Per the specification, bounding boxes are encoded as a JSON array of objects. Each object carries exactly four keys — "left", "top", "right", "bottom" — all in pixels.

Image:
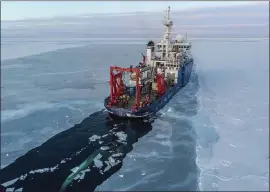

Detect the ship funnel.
[
  {"left": 147, "top": 40, "right": 155, "bottom": 47},
  {"left": 146, "top": 41, "right": 155, "bottom": 66}
]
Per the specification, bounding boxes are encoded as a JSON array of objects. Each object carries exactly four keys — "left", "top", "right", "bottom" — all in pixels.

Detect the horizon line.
[{"left": 1, "top": 1, "right": 266, "bottom": 22}]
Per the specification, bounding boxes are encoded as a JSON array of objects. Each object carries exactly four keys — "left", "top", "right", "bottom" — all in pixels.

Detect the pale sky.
[{"left": 1, "top": 1, "right": 259, "bottom": 21}]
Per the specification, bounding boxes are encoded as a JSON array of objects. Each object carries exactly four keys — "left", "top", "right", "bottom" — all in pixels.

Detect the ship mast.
[{"left": 164, "top": 6, "right": 173, "bottom": 61}]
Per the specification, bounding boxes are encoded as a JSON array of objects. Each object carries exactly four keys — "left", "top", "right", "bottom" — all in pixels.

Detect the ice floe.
[
  {"left": 89, "top": 135, "right": 101, "bottom": 142},
  {"left": 93, "top": 153, "right": 103, "bottom": 168},
  {"left": 100, "top": 146, "right": 110, "bottom": 150},
  {"left": 73, "top": 168, "right": 91, "bottom": 181},
  {"left": 114, "top": 131, "right": 127, "bottom": 144}
]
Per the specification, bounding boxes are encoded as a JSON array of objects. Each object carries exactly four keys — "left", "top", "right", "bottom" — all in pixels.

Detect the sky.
[{"left": 1, "top": 1, "right": 261, "bottom": 21}]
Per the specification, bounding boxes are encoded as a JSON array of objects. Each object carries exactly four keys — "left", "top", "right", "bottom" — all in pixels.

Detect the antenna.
[{"left": 163, "top": 6, "right": 173, "bottom": 61}]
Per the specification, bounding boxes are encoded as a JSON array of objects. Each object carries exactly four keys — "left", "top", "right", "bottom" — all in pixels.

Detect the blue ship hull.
[{"left": 104, "top": 58, "right": 194, "bottom": 118}]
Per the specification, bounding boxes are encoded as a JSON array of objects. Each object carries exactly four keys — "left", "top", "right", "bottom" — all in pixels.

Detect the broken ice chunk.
[
  {"left": 73, "top": 169, "right": 91, "bottom": 181},
  {"left": 114, "top": 131, "right": 127, "bottom": 144},
  {"left": 89, "top": 135, "right": 101, "bottom": 142},
  {"left": 112, "top": 153, "right": 123, "bottom": 157},
  {"left": 19, "top": 174, "right": 27, "bottom": 180},
  {"left": 103, "top": 161, "right": 111, "bottom": 172},
  {"left": 71, "top": 166, "right": 80, "bottom": 173},
  {"left": 108, "top": 156, "right": 121, "bottom": 167},
  {"left": 100, "top": 146, "right": 110, "bottom": 150},
  {"left": 93, "top": 153, "right": 103, "bottom": 169}
]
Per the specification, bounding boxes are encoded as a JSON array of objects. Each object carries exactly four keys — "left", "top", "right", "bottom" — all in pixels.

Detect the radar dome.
[{"left": 176, "top": 34, "right": 185, "bottom": 43}]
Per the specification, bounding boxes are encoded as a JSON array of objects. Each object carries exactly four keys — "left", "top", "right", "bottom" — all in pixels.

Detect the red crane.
[{"left": 109, "top": 66, "right": 141, "bottom": 111}]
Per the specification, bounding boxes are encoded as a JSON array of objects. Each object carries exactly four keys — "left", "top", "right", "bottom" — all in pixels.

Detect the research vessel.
[{"left": 104, "top": 6, "right": 194, "bottom": 118}]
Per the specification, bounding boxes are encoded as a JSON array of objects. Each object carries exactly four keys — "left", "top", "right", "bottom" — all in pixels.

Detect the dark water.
[{"left": 0, "top": 110, "right": 153, "bottom": 191}]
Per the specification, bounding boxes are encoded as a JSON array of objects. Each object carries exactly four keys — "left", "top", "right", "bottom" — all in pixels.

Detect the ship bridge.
[{"left": 144, "top": 6, "right": 192, "bottom": 84}]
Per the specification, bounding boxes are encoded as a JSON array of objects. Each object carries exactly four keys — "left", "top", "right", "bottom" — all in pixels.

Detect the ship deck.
[
  {"left": 114, "top": 91, "right": 157, "bottom": 109},
  {"left": 114, "top": 84, "right": 173, "bottom": 109}
]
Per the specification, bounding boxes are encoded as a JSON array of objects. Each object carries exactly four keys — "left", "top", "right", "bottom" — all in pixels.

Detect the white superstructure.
[{"left": 145, "top": 6, "right": 192, "bottom": 84}]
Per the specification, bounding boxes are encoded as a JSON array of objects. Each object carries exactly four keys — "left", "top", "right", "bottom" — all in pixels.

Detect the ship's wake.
[{"left": 0, "top": 111, "right": 155, "bottom": 192}]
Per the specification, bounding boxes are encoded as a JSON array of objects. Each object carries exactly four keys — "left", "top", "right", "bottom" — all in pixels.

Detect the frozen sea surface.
[{"left": 1, "top": 39, "right": 269, "bottom": 191}]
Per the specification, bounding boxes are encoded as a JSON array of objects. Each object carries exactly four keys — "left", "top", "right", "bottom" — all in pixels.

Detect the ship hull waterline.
[{"left": 104, "top": 59, "right": 194, "bottom": 119}]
